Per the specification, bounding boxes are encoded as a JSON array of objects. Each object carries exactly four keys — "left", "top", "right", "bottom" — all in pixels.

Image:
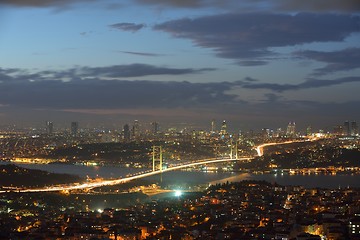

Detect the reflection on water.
[
  {"left": 1, "top": 162, "right": 360, "bottom": 189},
  {"left": 0, "top": 162, "right": 141, "bottom": 178}
]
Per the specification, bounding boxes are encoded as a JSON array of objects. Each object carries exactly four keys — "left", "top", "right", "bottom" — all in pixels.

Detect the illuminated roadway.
[
  {"left": 255, "top": 137, "right": 318, "bottom": 157},
  {"left": 0, "top": 157, "right": 251, "bottom": 193},
  {"left": 255, "top": 141, "right": 299, "bottom": 156},
  {"left": 1, "top": 138, "right": 314, "bottom": 193}
]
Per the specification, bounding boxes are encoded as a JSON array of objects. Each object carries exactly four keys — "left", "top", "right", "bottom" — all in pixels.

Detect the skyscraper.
[
  {"left": 133, "top": 120, "right": 140, "bottom": 139},
  {"left": 220, "top": 120, "right": 227, "bottom": 135},
  {"left": 151, "top": 122, "right": 159, "bottom": 135},
  {"left": 46, "top": 121, "right": 53, "bottom": 135},
  {"left": 306, "top": 126, "right": 312, "bottom": 136},
  {"left": 344, "top": 121, "right": 350, "bottom": 136},
  {"left": 286, "top": 122, "right": 296, "bottom": 137},
  {"left": 71, "top": 122, "right": 78, "bottom": 137},
  {"left": 123, "top": 124, "right": 130, "bottom": 141},
  {"left": 333, "top": 125, "right": 343, "bottom": 136},
  {"left": 211, "top": 119, "right": 216, "bottom": 133},
  {"left": 351, "top": 121, "right": 358, "bottom": 136}
]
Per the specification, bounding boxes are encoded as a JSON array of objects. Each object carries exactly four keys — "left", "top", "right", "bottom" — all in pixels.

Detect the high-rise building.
[
  {"left": 351, "top": 121, "right": 358, "bottom": 136},
  {"left": 220, "top": 120, "right": 227, "bottom": 135},
  {"left": 123, "top": 124, "right": 130, "bottom": 141},
  {"left": 286, "top": 122, "right": 296, "bottom": 137},
  {"left": 211, "top": 119, "right": 216, "bottom": 133},
  {"left": 333, "top": 125, "right": 343, "bottom": 136},
  {"left": 262, "top": 128, "right": 271, "bottom": 138},
  {"left": 275, "top": 128, "right": 283, "bottom": 137},
  {"left": 46, "top": 121, "right": 53, "bottom": 135},
  {"left": 306, "top": 126, "right": 312, "bottom": 136},
  {"left": 71, "top": 122, "right": 78, "bottom": 137},
  {"left": 132, "top": 120, "right": 140, "bottom": 138},
  {"left": 151, "top": 122, "right": 159, "bottom": 135},
  {"left": 344, "top": 121, "right": 350, "bottom": 136}
]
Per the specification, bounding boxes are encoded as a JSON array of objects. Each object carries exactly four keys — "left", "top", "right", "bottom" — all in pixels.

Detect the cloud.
[
  {"left": 1, "top": 0, "right": 359, "bottom": 13},
  {"left": 295, "top": 48, "right": 360, "bottom": 76},
  {"left": 0, "top": 0, "right": 92, "bottom": 8},
  {"left": 109, "top": 22, "right": 146, "bottom": 32},
  {"left": 276, "top": 0, "right": 360, "bottom": 12},
  {"left": 0, "top": 65, "right": 222, "bottom": 110},
  {"left": 118, "top": 51, "right": 163, "bottom": 57},
  {"left": 238, "top": 60, "right": 269, "bottom": 66},
  {"left": 154, "top": 13, "right": 360, "bottom": 65},
  {"left": 79, "top": 31, "right": 93, "bottom": 36},
  {"left": 1, "top": 67, "right": 360, "bottom": 129},
  {"left": 263, "top": 93, "right": 282, "bottom": 102},
  {"left": 0, "top": 64, "right": 215, "bottom": 82},
  {"left": 135, "top": 0, "right": 360, "bottom": 12},
  {"left": 243, "top": 77, "right": 258, "bottom": 82},
  {"left": 0, "top": 78, "right": 236, "bottom": 110},
  {"left": 77, "top": 64, "right": 216, "bottom": 78},
  {"left": 239, "top": 77, "right": 360, "bottom": 92},
  {"left": 135, "top": 0, "right": 211, "bottom": 8}
]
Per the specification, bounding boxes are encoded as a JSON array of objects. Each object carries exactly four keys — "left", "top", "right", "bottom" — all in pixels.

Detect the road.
[
  {"left": 1, "top": 138, "right": 314, "bottom": 193},
  {"left": 0, "top": 157, "right": 251, "bottom": 193}
]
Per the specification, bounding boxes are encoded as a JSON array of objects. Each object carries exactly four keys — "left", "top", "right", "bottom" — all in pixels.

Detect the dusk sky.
[{"left": 0, "top": 0, "right": 360, "bottom": 131}]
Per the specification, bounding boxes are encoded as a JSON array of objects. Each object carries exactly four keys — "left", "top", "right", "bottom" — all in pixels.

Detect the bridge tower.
[
  {"left": 152, "top": 146, "right": 163, "bottom": 172},
  {"left": 229, "top": 138, "right": 238, "bottom": 159}
]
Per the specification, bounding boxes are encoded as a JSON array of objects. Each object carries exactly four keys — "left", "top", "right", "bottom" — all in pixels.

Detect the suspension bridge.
[{"left": 0, "top": 140, "right": 301, "bottom": 193}]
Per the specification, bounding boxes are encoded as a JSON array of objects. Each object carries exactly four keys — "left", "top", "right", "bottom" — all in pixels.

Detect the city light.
[{"left": 174, "top": 190, "right": 182, "bottom": 197}]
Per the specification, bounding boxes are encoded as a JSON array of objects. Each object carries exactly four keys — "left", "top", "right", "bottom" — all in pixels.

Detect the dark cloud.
[
  {"left": 135, "top": 0, "right": 214, "bottom": 8},
  {"left": 264, "top": 93, "right": 282, "bottom": 102},
  {"left": 295, "top": 48, "right": 360, "bottom": 76},
  {"left": 0, "top": 0, "right": 92, "bottom": 8},
  {"left": 154, "top": 13, "right": 360, "bottom": 66},
  {"left": 238, "top": 60, "right": 268, "bottom": 66},
  {"left": 0, "top": 64, "right": 214, "bottom": 82},
  {"left": 118, "top": 51, "right": 163, "bottom": 57},
  {"left": 1, "top": 66, "right": 360, "bottom": 129},
  {"left": 77, "top": 64, "right": 216, "bottom": 78},
  {"left": 109, "top": 23, "right": 146, "bottom": 32},
  {"left": 277, "top": 0, "right": 360, "bottom": 12},
  {"left": 0, "top": 78, "right": 235, "bottom": 110},
  {"left": 239, "top": 77, "right": 360, "bottom": 92},
  {"left": 1, "top": 0, "right": 359, "bottom": 13},
  {"left": 135, "top": 0, "right": 360, "bottom": 12},
  {"left": 243, "top": 77, "right": 258, "bottom": 82},
  {"left": 0, "top": 65, "right": 220, "bottom": 110}
]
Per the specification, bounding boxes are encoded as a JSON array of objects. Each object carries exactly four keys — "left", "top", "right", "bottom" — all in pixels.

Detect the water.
[
  {"left": 0, "top": 162, "right": 140, "bottom": 178},
  {"left": 1, "top": 162, "right": 360, "bottom": 189},
  {"left": 211, "top": 172, "right": 360, "bottom": 189}
]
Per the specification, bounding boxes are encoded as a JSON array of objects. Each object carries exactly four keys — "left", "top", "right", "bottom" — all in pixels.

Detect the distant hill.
[{"left": 0, "top": 164, "right": 83, "bottom": 188}]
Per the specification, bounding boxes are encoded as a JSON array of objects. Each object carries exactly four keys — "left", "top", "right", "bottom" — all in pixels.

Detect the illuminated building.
[
  {"left": 286, "top": 122, "right": 296, "bottom": 137},
  {"left": 211, "top": 119, "right": 216, "bottom": 133},
  {"left": 351, "top": 121, "right": 358, "bottom": 136},
  {"left": 46, "top": 121, "right": 53, "bottom": 135},
  {"left": 349, "top": 217, "right": 360, "bottom": 236},
  {"left": 262, "top": 128, "right": 271, "bottom": 138},
  {"left": 220, "top": 120, "right": 227, "bottom": 135},
  {"left": 306, "top": 126, "right": 312, "bottom": 136},
  {"left": 71, "top": 122, "right": 78, "bottom": 137},
  {"left": 151, "top": 122, "right": 159, "bottom": 135},
  {"left": 343, "top": 121, "right": 358, "bottom": 136},
  {"left": 344, "top": 121, "right": 350, "bottom": 136},
  {"left": 333, "top": 125, "right": 343, "bottom": 136},
  {"left": 133, "top": 120, "right": 140, "bottom": 139}
]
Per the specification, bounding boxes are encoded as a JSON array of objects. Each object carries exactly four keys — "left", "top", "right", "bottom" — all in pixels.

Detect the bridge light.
[{"left": 174, "top": 190, "right": 182, "bottom": 197}]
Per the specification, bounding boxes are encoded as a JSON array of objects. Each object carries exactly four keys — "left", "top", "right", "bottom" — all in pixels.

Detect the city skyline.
[{"left": 0, "top": 1, "right": 360, "bottom": 129}]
